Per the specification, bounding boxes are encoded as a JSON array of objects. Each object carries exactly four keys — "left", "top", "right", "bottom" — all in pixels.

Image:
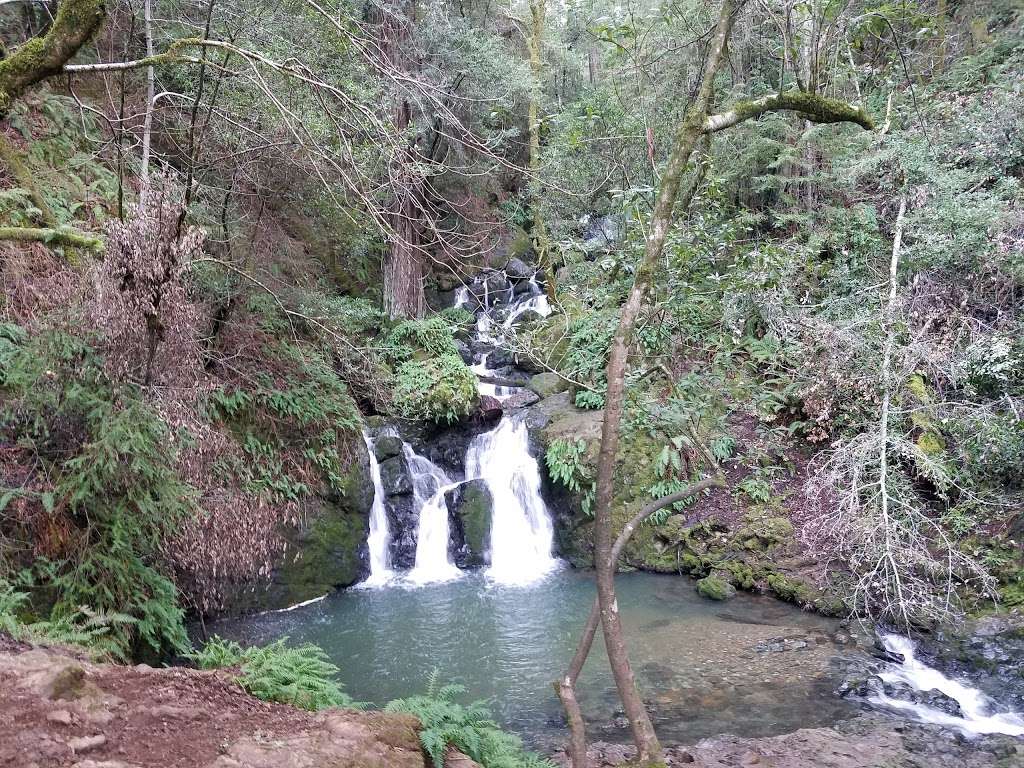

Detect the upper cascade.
[{"left": 359, "top": 262, "right": 559, "bottom": 588}]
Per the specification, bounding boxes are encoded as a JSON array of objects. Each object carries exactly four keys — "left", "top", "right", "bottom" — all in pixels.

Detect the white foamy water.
[
  {"left": 465, "top": 416, "right": 559, "bottom": 586},
  {"left": 404, "top": 445, "right": 463, "bottom": 585},
  {"left": 870, "top": 633, "right": 1024, "bottom": 737},
  {"left": 359, "top": 432, "right": 395, "bottom": 587}
]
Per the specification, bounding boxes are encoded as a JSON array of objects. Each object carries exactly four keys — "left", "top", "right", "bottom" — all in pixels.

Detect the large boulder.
[
  {"left": 385, "top": 494, "right": 418, "bottom": 569},
  {"left": 504, "top": 257, "right": 534, "bottom": 280},
  {"left": 447, "top": 479, "right": 493, "bottom": 567},
  {"left": 373, "top": 434, "right": 404, "bottom": 462},
  {"left": 697, "top": 574, "right": 737, "bottom": 601},
  {"left": 478, "top": 395, "right": 503, "bottom": 422},
  {"left": 378, "top": 454, "right": 412, "bottom": 497},
  {"left": 528, "top": 372, "right": 569, "bottom": 398}
]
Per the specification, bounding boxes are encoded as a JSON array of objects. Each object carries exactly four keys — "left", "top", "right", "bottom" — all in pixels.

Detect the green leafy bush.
[
  {"left": 189, "top": 636, "right": 356, "bottom": 710},
  {"left": 545, "top": 439, "right": 595, "bottom": 515},
  {"left": 394, "top": 355, "right": 478, "bottom": 424},
  {"left": 386, "top": 675, "right": 554, "bottom": 768},
  {"left": 1, "top": 330, "right": 192, "bottom": 658}
]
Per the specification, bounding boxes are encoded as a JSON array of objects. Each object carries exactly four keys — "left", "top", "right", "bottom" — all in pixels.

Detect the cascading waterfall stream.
[
  {"left": 869, "top": 633, "right": 1024, "bottom": 736},
  {"left": 360, "top": 432, "right": 394, "bottom": 587},
  {"left": 465, "top": 416, "right": 558, "bottom": 586},
  {"left": 404, "top": 445, "right": 462, "bottom": 584}
]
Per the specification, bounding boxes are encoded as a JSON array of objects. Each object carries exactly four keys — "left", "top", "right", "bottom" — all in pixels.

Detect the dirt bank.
[{"left": 0, "top": 637, "right": 430, "bottom": 768}]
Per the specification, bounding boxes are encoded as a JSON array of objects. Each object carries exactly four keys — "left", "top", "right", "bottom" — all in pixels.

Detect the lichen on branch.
[{"left": 704, "top": 90, "right": 875, "bottom": 133}]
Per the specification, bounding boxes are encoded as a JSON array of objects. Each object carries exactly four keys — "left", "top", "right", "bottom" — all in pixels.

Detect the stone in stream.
[
  {"left": 696, "top": 574, "right": 736, "bottom": 601},
  {"left": 378, "top": 454, "right": 412, "bottom": 496},
  {"left": 502, "top": 389, "right": 540, "bottom": 409},
  {"left": 373, "top": 434, "right": 404, "bottom": 462},
  {"left": 478, "top": 395, "right": 503, "bottom": 421},
  {"left": 446, "top": 479, "right": 493, "bottom": 567},
  {"left": 487, "top": 347, "right": 516, "bottom": 369},
  {"left": 528, "top": 372, "right": 569, "bottom": 398},
  {"left": 504, "top": 257, "right": 534, "bottom": 280}
]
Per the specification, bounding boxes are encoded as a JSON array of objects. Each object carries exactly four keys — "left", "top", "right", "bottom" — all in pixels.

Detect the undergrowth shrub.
[
  {"left": 0, "top": 578, "right": 138, "bottom": 659},
  {"left": 0, "top": 330, "right": 191, "bottom": 658},
  {"left": 386, "top": 674, "right": 554, "bottom": 768},
  {"left": 393, "top": 355, "right": 478, "bottom": 424},
  {"left": 189, "top": 636, "right": 356, "bottom": 710}
]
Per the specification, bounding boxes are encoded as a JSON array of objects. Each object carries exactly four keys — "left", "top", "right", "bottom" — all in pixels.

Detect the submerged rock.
[{"left": 697, "top": 575, "right": 736, "bottom": 601}]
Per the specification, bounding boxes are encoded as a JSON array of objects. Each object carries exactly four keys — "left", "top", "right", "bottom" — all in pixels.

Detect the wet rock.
[
  {"left": 917, "top": 689, "right": 964, "bottom": 717},
  {"left": 696, "top": 575, "right": 736, "bottom": 601},
  {"left": 514, "top": 279, "right": 536, "bottom": 295},
  {"left": 385, "top": 495, "right": 418, "bottom": 569},
  {"left": 504, "top": 257, "right": 534, "bottom": 280},
  {"left": 455, "top": 340, "right": 474, "bottom": 364},
  {"left": 528, "top": 372, "right": 568, "bottom": 398},
  {"left": 447, "top": 479, "right": 493, "bottom": 567},
  {"left": 508, "top": 309, "right": 544, "bottom": 326},
  {"left": 436, "top": 273, "right": 462, "bottom": 292},
  {"left": 379, "top": 455, "right": 413, "bottom": 496},
  {"left": 373, "top": 434, "right": 404, "bottom": 462},
  {"left": 502, "top": 390, "right": 540, "bottom": 409},
  {"left": 478, "top": 395, "right": 504, "bottom": 421},
  {"left": 487, "top": 347, "right": 516, "bottom": 369}
]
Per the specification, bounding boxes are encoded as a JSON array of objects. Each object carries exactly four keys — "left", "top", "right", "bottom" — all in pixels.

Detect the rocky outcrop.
[
  {"left": 446, "top": 479, "right": 493, "bottom": 567},
  {"left": 552, "top": 715, "right": 1022, "bottom": 768},
  {"left": 241, "top": 446, "right": 373, "bottom": 613},
  {"left": 0, "top": 643, "right": 444, "bottom": 768}
]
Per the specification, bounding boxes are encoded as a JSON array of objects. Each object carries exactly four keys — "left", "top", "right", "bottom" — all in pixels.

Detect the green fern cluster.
[
  {"left": 0, "top": 579, "right": 139, "bottom": 659},
  {"left": 189, "top": 636, "right": 357, "bottom": 711},
  {"left": 386, "top": 676, "right": 555, "bottom": 768},
  {"left": 1, "top": 329, "right": 191, "bottom": 658}
]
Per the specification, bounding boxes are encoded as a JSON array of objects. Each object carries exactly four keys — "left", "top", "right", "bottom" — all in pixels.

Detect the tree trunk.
[
  {"left": 140, "top": 0, "right": 155, "bottom": 181},
  {"left": 589, "top": 5, "right": 739, "bottom": 763},
  {"left": 581, "top": 0, "right": 873, "bottom": 764},
  {"left": 0, "top": 0, "right": 106, "bottom": 115},
  {"left": 381, "top": 0, "right": 427, "bottom": 319}
]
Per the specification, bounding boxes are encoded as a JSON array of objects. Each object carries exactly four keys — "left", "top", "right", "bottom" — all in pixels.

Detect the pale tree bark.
[
  {"left": 554, "top": 476, "right": 725, "bottom": 768},
  {"left": 140, "top": 0, "right": 156, "bottom": 181},
  {"left": 569, "top": 0, "right": 874, "bottom": 765}
]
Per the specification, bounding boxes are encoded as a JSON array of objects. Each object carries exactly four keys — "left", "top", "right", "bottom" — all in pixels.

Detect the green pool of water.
[{"left": 207, "top": 569, "right": 860, "bottom": 749}]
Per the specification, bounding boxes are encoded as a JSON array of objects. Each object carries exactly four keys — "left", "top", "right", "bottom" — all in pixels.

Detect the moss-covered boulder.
[
  {"left": 697, "top": 574, "right": 736, "bottom": 601},
  {"left": 373, "top": 434, "right": 404, "bottom": 462},
  {"left": 446, "top": 479, "right": 493, "bottom": 567},
  {"left": 528, "top": 372, "right": 569, "bottom": 398}
]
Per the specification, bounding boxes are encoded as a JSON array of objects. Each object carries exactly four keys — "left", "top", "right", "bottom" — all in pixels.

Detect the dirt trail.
[{"left": 0, "top": 637, "right": 430, "bottom": 768}]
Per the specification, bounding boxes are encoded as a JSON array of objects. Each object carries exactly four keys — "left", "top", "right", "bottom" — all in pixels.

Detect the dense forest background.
[{"left": 0, "top": 0, "right": 1022, "bottom": 675}]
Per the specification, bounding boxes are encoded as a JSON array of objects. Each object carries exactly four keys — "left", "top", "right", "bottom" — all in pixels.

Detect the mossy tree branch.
[
  {"left": 0, "top": 0, "right": 107, "bottom": 115},
  {"left": 704, "top": 90, "right": 875, "bottom": 133},
  {"left": 0, "top": 226, "right": 104, "bottom": 252}
]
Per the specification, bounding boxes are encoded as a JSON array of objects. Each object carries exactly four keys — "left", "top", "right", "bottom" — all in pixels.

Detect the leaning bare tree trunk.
[
  {"left": 569, "top": 0, "right": 874, "bottom": 764},
  {"left": 555, "top": 477, "right": 725, "bottom": 768},
  {"left": 588, "top": 5, "right": 739, "bottom": 762}
]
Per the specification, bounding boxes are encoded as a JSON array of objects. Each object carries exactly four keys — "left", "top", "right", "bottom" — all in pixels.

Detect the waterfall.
[
  {"left": 504, "top": 293, "right": 551, "bottom": 328},
  {"left": 360, "top": 432, "right": 395, "bottom": 587},
  {"left": 454, "top": 286, "right": 471, "bottom": 308},
  {"left": 869, "top": 633, "right": 1024, "bottom": 736},
  {"left": 465, "top": 416, "right": 558, "bottom": 585},
  {"left": 404, "top": 445, "right": 463, "bottom": 584}
]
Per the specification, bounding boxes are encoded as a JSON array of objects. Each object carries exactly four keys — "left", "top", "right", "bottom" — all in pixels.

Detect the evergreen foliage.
[
  {"left": 189, "top": 636, "right": 357, "bottom": 711},
  {"left": 386, "top": 675, "right": 555, "bottom": 768}
]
